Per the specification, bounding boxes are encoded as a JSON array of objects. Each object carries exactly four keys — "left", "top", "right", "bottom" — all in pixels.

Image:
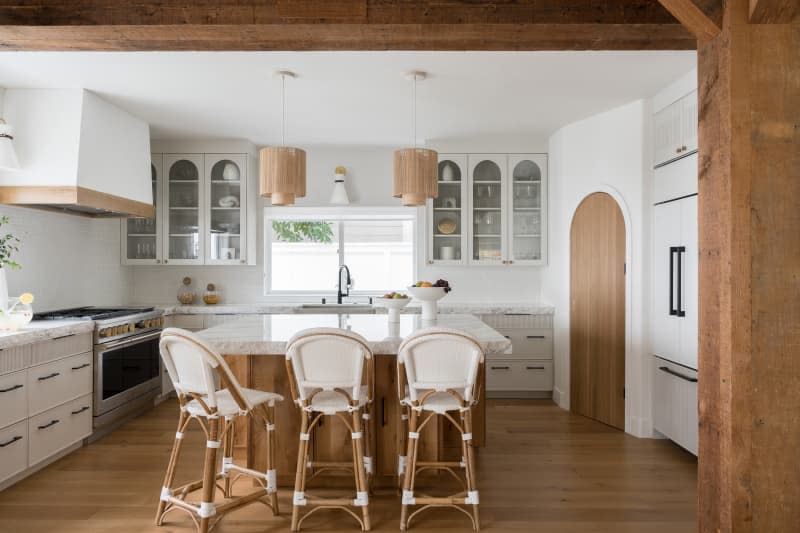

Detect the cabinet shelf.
[
  {"left": 168, "top": 180, "right": 200, "bottom": 183},
  {"left": 434, "top": 233, "right": 460, "bottom": 237},
  {"left": 473, "top": 207, "right": 501, "bottom": 211},
  {"left": 210, "top": 206, "right": 241, "bottom": 210},
  {"left": 438, "top": 180, "right": 461, "bottom": 184},
  {"left": 472, "top": 180, "right": 502, "bottom": 184},
  {"left": 434, "top": 207, "right": 461, "bottom": 211},
  {"left": 513, "top": 207, "right": 541, "bottom": 211},
  {"left": 169, "top": 206, "right": 198, "bottom": 210},
  {"left": 513, "top": 234, "right": 541, "bottom": 238},
  {"left": 211, "top": 180, "right": 241, "bottom": 184},
  {"left": 127, "top": 233, "right": 156, "bottom": 237},
  {"left": 474, "top": 234, "right": 501, "bottom": 238}
]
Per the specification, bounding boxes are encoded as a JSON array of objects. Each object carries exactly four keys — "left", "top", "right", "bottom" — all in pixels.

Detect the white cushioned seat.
[
  {"left": 401, "top": 391, "right": 462, "bottom": 414},
  {"left": 308, "top": 386, "right": 369, "bottom": 414},
  {"left": 186, "top": 387, "right": 283, "bottom": 418}
]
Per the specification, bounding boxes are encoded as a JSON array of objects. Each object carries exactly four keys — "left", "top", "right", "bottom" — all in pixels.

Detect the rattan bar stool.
[
  {"left": 156, "top": 328, "right": 283, "bottom": 533},
  {"left": 285, "top": 327, "right": 374, "bottom": 531},
  {"left": 397, "top": 328, "right": 484, "bottom": 531}
]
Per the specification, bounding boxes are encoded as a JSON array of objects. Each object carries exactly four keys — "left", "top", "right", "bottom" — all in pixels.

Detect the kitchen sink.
[{"left": 297, "top": 303, "right": 375, "bottom": 314}]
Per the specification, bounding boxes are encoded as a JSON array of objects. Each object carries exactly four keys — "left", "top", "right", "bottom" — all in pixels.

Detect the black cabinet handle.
[
  {"left": 658, "top": 366, "right": 697, "bottom": 383},
  {"left": 526, "top": 366, "right": 546, "bottom": 370},
  {"left": 0, "top": 384, "right": 23, "bottom": 393},
  {"left": 71, "top": 363, "right": 91, "bottom": 371},
  {"left": 504, "top": 313, "right": 532, "bottom": 316},
  {"left": 669, "top": 247, "right": 677, "bottom": 316},
  {"left": 380, "top": 397, "right": 386, "bottom": 427},
  {"left": 52, "top": 333, "right": 76, "bottom": 340},
  {"left": 0, "top": 435, "right": 22, "bottom": 447},
  {"left": 491, "top": 366, "right": 510, "bottom": 370},
  {"left": 526, "top": 335, "right": 546, "bottom": 339},
  {"left": 37, "top": 372, "right": 60, "bottom": 381},
  {"left": 37, "top": 419, "right": 60, "bottom": 430},
  {"left": 676, "top": 246, "right": 686, "bottom": 317},
  {"left": 71, "top": 406, "right": 90, "bottom": 415},
  {"left": 503, "top": 335, "right": 511, "bottom": 339}
]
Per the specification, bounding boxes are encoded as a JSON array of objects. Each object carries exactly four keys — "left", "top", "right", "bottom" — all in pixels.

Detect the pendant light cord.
[
  {"left": 281, "top": 74, "right": 286, "bottom": 147},
  {"left": 412, "top": 74, "right": 417, "bottom": 149}
]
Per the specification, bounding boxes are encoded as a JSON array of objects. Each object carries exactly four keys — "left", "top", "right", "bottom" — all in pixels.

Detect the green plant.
[
  {"left": 272, "top": 221, "right": 334, "bottom": 243},
  {"left": 0, "top": 216, "right": 20, "bottom": 269}
]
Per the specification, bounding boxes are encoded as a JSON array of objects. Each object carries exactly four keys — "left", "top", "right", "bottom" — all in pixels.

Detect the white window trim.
[{"left": 263, "top": 206, "right": 419, "bottom": 301}]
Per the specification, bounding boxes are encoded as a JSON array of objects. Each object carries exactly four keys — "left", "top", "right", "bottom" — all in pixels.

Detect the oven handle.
[{"left": 97, "top": 330, "right": 162, "bottom": 351}]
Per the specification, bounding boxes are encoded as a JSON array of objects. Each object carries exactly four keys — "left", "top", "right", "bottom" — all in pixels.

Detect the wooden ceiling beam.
[
  {"left": 749, "top": 0, "right": 800, "bottom": 23},
  {"left": 657, "top": 0, "right": 722, "bottom": 41},
  {"left": 0, "top": 23, "right": 696, "bottom": 51},
  {"left": 0, "top": 1, "right": 696, "bottom": 50}
]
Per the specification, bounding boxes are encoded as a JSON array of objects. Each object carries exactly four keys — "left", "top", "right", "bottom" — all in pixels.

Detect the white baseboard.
[
  {"left": 552, "top": 386, "right": 569, "bottom": 410},
  {"left": 626, "top": 416, "right": 654, "bottom": 438}
]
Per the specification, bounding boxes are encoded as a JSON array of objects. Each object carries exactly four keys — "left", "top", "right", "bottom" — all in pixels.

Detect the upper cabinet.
[
  {"left": 653, "top": 90, "right": 698, "bottom": 168},
  {"left": 122, "top": 152, "right": 253, "bottom": 266},
  {"left": 426, "top": 153, "right": 547, "bottom": 267}
]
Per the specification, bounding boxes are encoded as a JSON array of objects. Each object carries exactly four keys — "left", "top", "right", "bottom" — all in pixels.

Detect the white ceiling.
[{"left": 0, "top": 51, "right": 695, "bottom": 147}]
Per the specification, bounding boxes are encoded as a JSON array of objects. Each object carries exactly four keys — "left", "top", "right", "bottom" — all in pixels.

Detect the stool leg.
[
  {"left": 222, "top": 416, "right": 234, "bottom": 498},
  {"left": 352, "top": 409, "right": 371, "bottom": 531},
  {"left": 199, "top": 417, "right": 220, "bottom": 533},
  {"left": 397, "top": 406, "right": 408, "bottom": 492},
  {"left": 362, "top": 404, "right": 374, "bottom": 491},
  {"left": 400, "top": 408, "right": 420, "bottom": 531},
  {"left": 291, "top": 411, "right": 311, "bottom": 531},
  {"left": 463, "top": 408, "right": 480, "bottom": 531},
  {"left": 267, "top": 404, "right": 280, "bottom": 516},
  {"left": 155, "top": 411, "right": 187, "bottom": 525}
]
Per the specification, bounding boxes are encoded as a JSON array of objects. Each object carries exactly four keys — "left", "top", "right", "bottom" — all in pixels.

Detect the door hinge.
[
  {"left": 623, "top": 262, "right": 627, "bottom": 275},
  {"left": 623, "top": 387, "right": 626, "bottom": 399}
]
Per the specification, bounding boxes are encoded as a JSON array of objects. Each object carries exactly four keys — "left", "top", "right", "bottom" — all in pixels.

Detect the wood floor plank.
[{"left": 0, "top": 399, "right": 696, "bottom": 532}]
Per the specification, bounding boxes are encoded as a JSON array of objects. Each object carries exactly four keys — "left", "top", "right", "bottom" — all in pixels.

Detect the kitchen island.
[{"left": 196, "top": 313, "right": 511, "bottom": 488}]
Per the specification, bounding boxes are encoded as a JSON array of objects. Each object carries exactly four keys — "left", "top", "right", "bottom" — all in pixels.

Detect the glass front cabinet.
[
  {"left": 426, "top": 153, "right": 547, "bottom": 266},
  {"left": 122, "top": 152, "right": 250, "bottom": 266}
]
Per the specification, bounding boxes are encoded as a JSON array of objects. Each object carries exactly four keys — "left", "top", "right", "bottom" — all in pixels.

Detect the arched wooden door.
[{"left": 570, "top": 192, "right": 626, "bottom": 430}]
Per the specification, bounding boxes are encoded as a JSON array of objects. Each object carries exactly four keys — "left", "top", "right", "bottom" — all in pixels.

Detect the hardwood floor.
[{"left": 0, "top": 399, "right": 697, "bottom": 532}]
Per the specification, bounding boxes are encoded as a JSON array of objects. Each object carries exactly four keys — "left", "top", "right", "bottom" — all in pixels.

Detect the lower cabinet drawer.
[
  {"left": 27, "top": 352, "right": 93, "bottom": 415},
  {"left": 0, "top": 369, "right": 28, "bottom": 429},
  {"left": 28, "top": 394, "right": 92, "bottom": 466},
  {"left": 653, "top": 357, "right": 698, "bottom": 456},
  {"left": 165, "top": 314, "right": 204, "bottom": 331},
  {"left": 0, "top": 420, "right": 28, "bottom": 482},
  {"left": 486, "top": 359, "right": 553, "bottom": 391}
]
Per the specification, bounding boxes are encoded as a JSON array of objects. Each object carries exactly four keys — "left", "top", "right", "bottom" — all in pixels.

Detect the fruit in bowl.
[
  {"left": 412, "top": 279, "right": 452, "bottom": 293},
  {"left": 374, "top": 291, "right": 411, "bottom": 323},
  {"left": 408, "top": 280, "right": 452, "bottom": 320},
  {"left": 381, "top": 291, "right": 409, "bottom": 299}
]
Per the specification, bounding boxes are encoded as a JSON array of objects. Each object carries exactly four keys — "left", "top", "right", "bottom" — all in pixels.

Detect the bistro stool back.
[
  {"left": 285, "top": 327, "right": 374, "bottom": 531},
  {"left": 156, "top": 328, "right": 283, "bottom": 533},
  {"left": 397, "top": 327, "right": 484, "bottom": 531}
]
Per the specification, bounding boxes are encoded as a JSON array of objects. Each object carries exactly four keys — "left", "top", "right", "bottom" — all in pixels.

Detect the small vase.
[
  {"left": 441, "top": 162, "right": 455, "bottom": 181},
  {"left": 0, "top": 268, "right": 8, "bottom": 314},
  {"left": 222, "top": 162, "right": 240, "bottom": 181}
]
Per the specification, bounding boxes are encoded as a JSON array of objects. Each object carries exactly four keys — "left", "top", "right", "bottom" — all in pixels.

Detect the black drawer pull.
[
  {"left": 0, "top": 384, "right": 23, "bottom": 393},
  {"left": 491, "top": 366, "right": 510, "bottom": 370},
  {"left": 37, "top": 419, "right": 60, "bottom": 430},
  {"left": 658, "top": 366, "right": 697, "bottom": 383},
  {"left": 0, "top": 435, "right": 22, "bottom": 447},
  {"left": 71, "top": 363, "right": 91, "bottom": 371},
  {"left": 526, "top": 335, "right": 546, "bottom": 339},
  {"left": 71, "top": 406, "right": 90, "bottom": 415},
  {"left": 37, "top": 372, "right": 61, "bottom": 381},
  {"left": 52, "top": 333, "right": 76, "bottom": 340},
  {"left": 526, "top": 366, "right": 546, "bottom": 370},
  {"left": 504, "top": 313, "right": 532, "bottom": 316},
  {"left": 503, "top": 335, "right": 511, "bottom": 339},
  {"left": 381, "top": 397, "right": 386, "bottom": 427}
]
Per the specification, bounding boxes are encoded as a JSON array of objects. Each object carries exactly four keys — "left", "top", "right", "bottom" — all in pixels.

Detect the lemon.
[{"left": 19, "top": 293, "right": 34, "bottom": 305}]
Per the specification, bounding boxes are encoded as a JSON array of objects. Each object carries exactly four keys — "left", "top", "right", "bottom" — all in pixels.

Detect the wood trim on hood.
[{"left": 0, "top": 185, "right": 155, "bottom": 218}]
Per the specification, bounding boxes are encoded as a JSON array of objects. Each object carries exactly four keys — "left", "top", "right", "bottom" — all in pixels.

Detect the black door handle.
[
  {"left": 0, "top": 384, "right": 23, "bottom": 393},
  {"left": 0, "top": 435, "right": 22, "bottom": 447},
  {"left": 71, "top": 363, "right": 91, "bottom": 371},
  {"left": 491, "top": 366, "right": 510, "bottom": 370},
  {"left": 71, "top": 406, "right": 91, "bottom": 415},
  {"left": 658, "top": 366, "right": 697, "bottom": 383},
  {"left": 380, "top": 397, "right": 386, "bottom": 427},
  {"left": 37, "top": 372, "right": 61, "bottom": 381},
  {"left": 526, "top": 335, "right": 546, "bottom": 339},
  {"left": 676, "top": 246, "right": 686, "bottom": 317},
  {"left": 37, "top": 419, "right": 60, "bottom": 430},
  {"left": 669, "top": 247, "right": 678, "bottom": 316}
]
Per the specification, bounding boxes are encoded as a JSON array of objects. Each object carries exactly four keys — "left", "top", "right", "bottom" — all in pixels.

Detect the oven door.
[{"left": 94, "top": 331, "right": 162, "bottom": 416}]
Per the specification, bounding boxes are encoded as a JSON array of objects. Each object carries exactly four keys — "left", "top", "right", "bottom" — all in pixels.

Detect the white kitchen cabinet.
[
  {"left": 654, "top": 152, "right": 697, "bottom": 204},
  {"left": 653, "top": 356, "right": 698, "bottom": 455},
  {"left": 652, "top": 195, "right": 697, "bottom": 370},
  {"left": 0, "top": 420, "right": 28, "bottom": 483},
  {"left": 0, "top": 370, "right": 28, "bottom": 429},
  {"left": 426, "top": 155, "right": 468, "bottom": 265},
  {"left": 28, "top": 393, "right": 92, "bottom": 466},
  {"left": 124, "top": 152, "right": 254, "bottom": 266},
  {"left": 654, "top": 90, "right": 698, "bottom": 167},
  {"left": 121, "top": 153, "right": 163, "bottom": 265},
  {"left": 427, "top": 153, "right": 547, "bottom": 266}
]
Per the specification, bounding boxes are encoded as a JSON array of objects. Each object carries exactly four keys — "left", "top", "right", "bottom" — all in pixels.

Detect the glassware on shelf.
[
  {"left": 177, "top": 277, "right": 196, "bottom": 305},
  {"left": 0, "top": 295, "right": 34, "bottom": 331},
  {"left": 203, "top": 283, "right": 219, "bottom": 305}
]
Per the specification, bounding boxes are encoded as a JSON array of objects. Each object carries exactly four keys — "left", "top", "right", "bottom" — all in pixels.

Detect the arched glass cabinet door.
[
  {"left": 205, "top": 154, "right": 247, "bottom": 264},
  {"left": 508, "top": 154, "right": 547, "bottom": 264},
  {"left": 469, "top": 155, "right": 506, "bottom": 264},
  {"left": 427, "top": 155, "right": 467, "bottom": 265},
  {"left": 123, "top": 154, "right": 162, "bottom": 264},
  {"left": 163, "top": 154, "right": 204, "bottom": 264}
]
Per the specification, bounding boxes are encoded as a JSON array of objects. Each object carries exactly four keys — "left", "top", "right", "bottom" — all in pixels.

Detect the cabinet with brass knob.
[{"left": 653, "top": 90, "right": 698, "bottom": 167}]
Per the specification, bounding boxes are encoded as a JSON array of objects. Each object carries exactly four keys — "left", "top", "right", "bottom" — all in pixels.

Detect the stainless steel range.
[{"left": 33, "top": 306, "right": 164, "bottom": 429}]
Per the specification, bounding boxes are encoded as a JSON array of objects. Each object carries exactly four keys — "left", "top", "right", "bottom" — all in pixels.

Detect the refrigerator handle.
[
  {"left": 669, "top": 247, "right": 677, "bottom": 316},
  {"left": 677, "top": 246, "right": 686, "bottom": 317}
]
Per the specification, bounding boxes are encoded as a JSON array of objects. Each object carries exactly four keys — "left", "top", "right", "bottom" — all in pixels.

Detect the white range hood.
[{"left": 0, "top": 89, "right": 153, "bottom": 218}]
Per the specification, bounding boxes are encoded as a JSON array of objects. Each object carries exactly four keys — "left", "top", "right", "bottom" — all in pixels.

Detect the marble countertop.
[
  {"left": 196, "top": 313, "right": 512, "bottom": 356},
  {"left": 158, "top": 302, "right": 554, "bottom": 316},
  {"left": 0, "top": 319, "right": 94, "bottom": 350}
]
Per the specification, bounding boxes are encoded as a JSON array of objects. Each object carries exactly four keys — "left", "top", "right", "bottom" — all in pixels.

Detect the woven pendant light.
[
  {"left": 259, "top": 71, "right": 306, "bottom": 206},
  {"left": 392, "top": 71, "right": 438, "bottom": 207}
]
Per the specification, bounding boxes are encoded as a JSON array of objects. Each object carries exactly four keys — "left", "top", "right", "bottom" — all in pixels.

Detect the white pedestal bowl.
[
  {"left": 374, "top": 297, "right": 411, "bottom": 323},
  {"left": 407, "top": 286, "right": 448, "bottom": 320}
]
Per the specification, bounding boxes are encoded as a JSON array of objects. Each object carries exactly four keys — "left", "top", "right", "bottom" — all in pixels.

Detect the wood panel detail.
[
  {"left": 749, "top": 0, "right": 800, "bottom": 22},
  {"left": 0, "top": 186, "right": 155, "bottom": 218},
  {"left": 569, "top": 192, "right": 626, "bottom": 430},
  {"left": 657, "top": 0, "right": 722, "bottom": 41}
]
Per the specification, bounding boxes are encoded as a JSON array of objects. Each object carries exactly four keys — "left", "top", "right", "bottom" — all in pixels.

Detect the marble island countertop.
[
  {"left": 196, "top": 313, "right": 512, "bottom": 356},
  {"left": 158, "top": 301, "right": 555, "bottom": 316},
  {"left": 0, "top": 319, "right": 95, "bottom": 350}
]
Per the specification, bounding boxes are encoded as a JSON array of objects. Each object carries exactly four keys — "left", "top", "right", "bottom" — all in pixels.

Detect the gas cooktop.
[{"left": 33, "top": 306, "right": 156, "bottom": 321}]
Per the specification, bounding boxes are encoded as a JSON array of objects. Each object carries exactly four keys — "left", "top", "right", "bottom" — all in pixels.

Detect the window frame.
[{"left": 263, "top": 206, "right": 418, "bottom": 300}]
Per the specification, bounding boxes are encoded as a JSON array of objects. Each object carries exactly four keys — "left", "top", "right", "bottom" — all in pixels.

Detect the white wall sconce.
[
  {"left": 330, "top": 166, "right": 350, "bottom": 205},
  {"left": 0, "top": 119, "right": 19, "bottom": 170}
]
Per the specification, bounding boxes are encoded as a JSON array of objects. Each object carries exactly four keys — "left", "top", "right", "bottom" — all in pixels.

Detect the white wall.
[
  {"left": 542, "top": 100, "right": 653, "bottom": 437},
  {"left": 128, "top": 140, "right": 547, "bottom": 305},
  {"left": 0, "top": 205, "right": 131, "bottom": 311}
]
